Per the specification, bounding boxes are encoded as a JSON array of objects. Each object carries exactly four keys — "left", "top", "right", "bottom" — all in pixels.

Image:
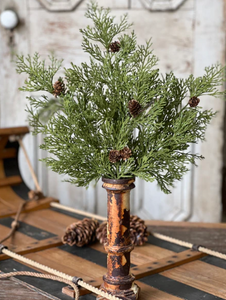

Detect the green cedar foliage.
[{"left": 16, "top": 2, "right": 225, "bottom": 193}]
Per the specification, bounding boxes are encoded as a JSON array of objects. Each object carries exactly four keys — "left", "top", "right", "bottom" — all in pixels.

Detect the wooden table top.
[{"left": 0, "top": 206, "right": 226, "bottom": 300}]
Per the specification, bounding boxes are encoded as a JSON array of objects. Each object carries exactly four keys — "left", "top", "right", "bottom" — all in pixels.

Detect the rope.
[
  {"left": 50, "top": 202, "right": 106, "bottom": 221},
  {"left": 152, "top": 232, "right": 226, "bottom": 260},
  {"left": 18, "top": 137, "right": 42, "bottom": 192},
  {"left": 0, "top": 247, "right": 121, "bottom": 300},
  {"left": 51, "top": 202, "right": 226, "bottom": 261},
  {"left": 0, "top": 201, "right": 26, "bottom": 244},
  {"left": 0, "top": 271, "right": 79, "bottom": 300}
]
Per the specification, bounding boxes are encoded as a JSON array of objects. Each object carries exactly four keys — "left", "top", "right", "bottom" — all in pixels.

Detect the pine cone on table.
[
  {"left": 62, "top": 224, "right": 77, "bottom": 246},
  {"left": 53, "top": 77, "right": 65, "bottom": 97},
  {"left": 188, "top": 96, "right": 200, "bottom": 107},
  {"left": 130, "top": 215, "right": 150, "bottom": 246},
  {"left": 128, "top": 99, "right": 142, "bottom": 117},
  {"left": 62, "top": 218, "right": 99, "bottom": 247},
  {"left": 96, "top": 221, "right": 108, "bottom": 245},
  {"left": 96, "top": 215, "right": 150, "bottom": 246},
  {"left": 109, "top": 41, "right": 120, "bottom": 53}
]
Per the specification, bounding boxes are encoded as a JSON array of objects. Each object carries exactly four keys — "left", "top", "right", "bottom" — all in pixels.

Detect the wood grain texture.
[
  {"left": 147, "top": 222, "right": 226, "bottom": 253},
  {"left": 0, "top": 280, "right": 50, "bottom": 300},
  {"left": 190, "top": 0, "right": 226, "bottom": 222},
  {"left": 162, "top": 260, "right": 226, "bottom": 299},
  {"left": 132, "top": 249, "right": 205, "bottom": 279},
  {"left": 137, "top": 281, "right": 183, "bottom": 300},
  {"left": 0, "top": 127, "right": 29, "bottom": 136},
  {"left": 25, "top": 248, "right": 106, "bottom": 279},
  {"left": 0, "top": 175, "right": 22, "bottom": 187},
  {"left": 0, "top": 198, "right": 59, "bottom": 219},
  {"left": 1, "top": 208, "right": 226, "bottom": 299}
]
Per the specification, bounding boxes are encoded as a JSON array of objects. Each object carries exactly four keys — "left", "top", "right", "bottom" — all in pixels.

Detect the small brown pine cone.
[
  {"left": 109, "top": 41, "right": 120, "bottom": 53},
  {"left": 130, "top": 215, "right": 149, "bottom": 246},
  {"left": 128, "top": 99, "right": 142, "bottom": 117},
  {"left": 62, "top": 218, "right": 99, "bottom": 247},
  {"left": 120, "top": 147, "right": 132, "bottom": 161},
  {"left": 188, "top": 96, "right": 200, "bottom": 107},
  {"left": 109, "top": 150, "right": 121, "bottom": 163},
  {"left": 62, "top": 228, "right": 77, "bottom": 246},
  {"left": 96, "top": 215, "right": 150, "bottom": 246},
  {"left": 28, "top": 190, "right": 45, "bottom": 201},
  {"left": 53, "top": 78, "right": 65, "bottom": 97},
  {"left": 96, "top": 221, "right": 108, "bottom": 245}
]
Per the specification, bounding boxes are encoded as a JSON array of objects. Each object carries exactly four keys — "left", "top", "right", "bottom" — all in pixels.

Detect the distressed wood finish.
[
  {"left": 0, "top": 279, "right": 50, "bottom": 300},
  {"left": 146, "top": 220, "right": 226, "bottom": 253},
  {"left": 140, "top": 0, "right": 188, "bottom": 11},
  {"left": 101, "top": 178, "right": 138, "bottom": 300},
  {"left": 1, "top": 207, "right": 226, "bottom": 299},
  {"left": 38, "top": 0, "right": 86, "bottom": 11}
]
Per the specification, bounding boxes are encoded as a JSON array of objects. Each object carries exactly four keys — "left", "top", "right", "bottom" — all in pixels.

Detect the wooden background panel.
[
  {"left": 191, "top": 0, "right": 226, "bottom": 222},
  {"left": 0, "top": 0, "right": 225, "bottom": 223}
]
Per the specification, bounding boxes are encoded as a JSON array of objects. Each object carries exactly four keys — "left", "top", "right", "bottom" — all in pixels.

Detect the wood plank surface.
[
  {"left": 132, "top": 249, "right": 205, "bottom": 279},
  {"left": 0, "top": 127, "right": 29, "bottom": 136},
  {"left": 25, "top": 248, "right": 106, "bottom": 280},
  {"left": 0, "top": 175, "right": 22, "bottom": 187},
  {"left": 0, "top": 197, "right": 59, "bottom": 219},
  {"left": 147, "top": 221, "right": 226, "bottom": 253},
  {"left": 162, "top": 260, "right": 226, "bottom": 299},
  {"left": 137, "top": 281, "right": 183, "bottom": 300},
  {"left": 0, "top": 148, "right": 17, "bottom": 159},
  {"left": 0, "top": 186, "right": 26, "bottom": 217},
  {"left": 0, "top": 279, "right": 50, "bottom": 300},
  {"left": 1, "top": 207, "right": 226, "bottom": 299}
]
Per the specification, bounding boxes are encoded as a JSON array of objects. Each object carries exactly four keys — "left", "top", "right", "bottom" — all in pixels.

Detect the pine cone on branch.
[
  {"left": 109, "top": 150, "right": 121, "bottom": 163},
  {"left": 188, "top": 96, "right": 200, "bottom": 107},
  {"left": 62, "top": 218, "right": 99, "bottom": 247},
  {"left": 120, "top": 147, "right": 132, "bottom": 161},
  {"left": 53, "top": 78, "right": 65, "bottom": 97},
  {"left": 109, "top": 41, "right": 120, "bottom": 53},
  {"left": 96, "top": 215, "right": 150, "bottom": 246},
  {"left": 128, "top": 99, "right": 142, "bottom": 117}
]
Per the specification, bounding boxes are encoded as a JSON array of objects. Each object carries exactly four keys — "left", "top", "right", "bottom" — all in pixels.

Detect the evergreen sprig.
[
  {"left": 16, "top": 52, "right": 63, "bottom": 93},
  {"left": 16, "top": 2, "right": 225, "bottom": 193}
]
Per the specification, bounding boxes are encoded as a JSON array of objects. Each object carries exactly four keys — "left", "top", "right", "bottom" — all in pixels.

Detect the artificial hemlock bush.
[{"left": 16, "top": 2, "right": 225, "bottom": 193}]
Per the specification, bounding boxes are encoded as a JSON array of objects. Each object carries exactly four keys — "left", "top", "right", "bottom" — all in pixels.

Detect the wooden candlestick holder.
[{"left": 100, "top": 177, "right": 139, "bottom": 300}]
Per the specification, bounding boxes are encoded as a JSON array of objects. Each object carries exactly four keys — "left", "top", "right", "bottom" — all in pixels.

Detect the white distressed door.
[{"left": 0, "top": 0, "right": 225, "bottom": 222}]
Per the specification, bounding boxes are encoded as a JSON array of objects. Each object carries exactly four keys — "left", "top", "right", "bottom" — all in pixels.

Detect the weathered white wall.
[{"left": 0, "top": 0, "right": 225, "bottom": 222}]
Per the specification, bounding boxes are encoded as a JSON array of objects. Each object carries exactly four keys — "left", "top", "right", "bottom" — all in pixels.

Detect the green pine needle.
[{"left": 16, "top": 2, "right": 225, "bottom": 193}]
